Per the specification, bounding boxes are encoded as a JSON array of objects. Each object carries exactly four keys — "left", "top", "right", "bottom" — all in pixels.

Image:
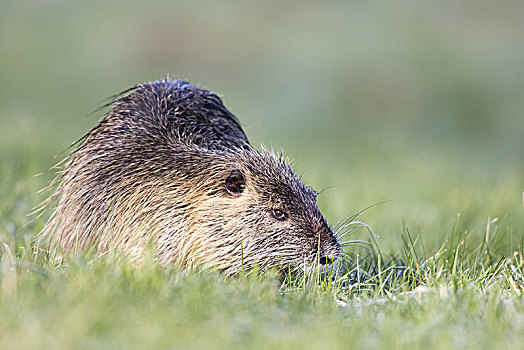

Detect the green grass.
[
  {"left": 1, "top": 148, "right": 523, "bottom": 349},
  {"left": 2, "top": 249, "right": 523, "bottom": 349},
  {"left": 1, "top": 0, "right": 524, "bottom": 348}
]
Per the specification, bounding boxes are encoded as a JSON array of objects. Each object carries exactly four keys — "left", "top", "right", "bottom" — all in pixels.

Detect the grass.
[
  {"left": 0, "top": 148, "right": 523, "bottom": 349},
  {"left": 1, "top": 0, "right": 524, "bottom": 348},
  {"left": 2, "top": 224, "right": 524, "bottom": 349}
]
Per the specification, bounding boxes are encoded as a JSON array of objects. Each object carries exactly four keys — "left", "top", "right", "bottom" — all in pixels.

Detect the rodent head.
[{"left": 191, "top": 149, "right": 341, "bottom": 275}]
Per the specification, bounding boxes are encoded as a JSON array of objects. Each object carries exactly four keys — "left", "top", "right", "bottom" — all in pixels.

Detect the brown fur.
[{"left": 41, "top": 79, "right": 341, "bottom": 275}]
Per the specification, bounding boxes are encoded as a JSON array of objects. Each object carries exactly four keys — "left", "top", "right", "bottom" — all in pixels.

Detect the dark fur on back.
[
  {"left": 42, "top": 78, "right": 341, "bottom": 275},
  {"left": 104, "top": 80, "right": 250, "bottom": 150}
]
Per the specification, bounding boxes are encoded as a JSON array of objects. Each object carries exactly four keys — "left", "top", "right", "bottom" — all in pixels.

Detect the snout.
[
  {"left": 317, "top": 254, "right": 338, "bottom": 274},
  {"left": 310, "top": 217, "right": 342, "bottom": 270},
  {"left": 319, "top": 256, "right": 333, "bottom": 265},
  {"left": 318, "top": 234, "right": 342, "bottom": 267}
]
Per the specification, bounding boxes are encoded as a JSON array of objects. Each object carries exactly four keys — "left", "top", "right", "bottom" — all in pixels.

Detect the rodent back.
[{"left": 105, "top": 79, "right": 250, "bottom": 152}]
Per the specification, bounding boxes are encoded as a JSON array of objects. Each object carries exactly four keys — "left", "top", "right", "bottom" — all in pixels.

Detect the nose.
[{"left": 319, "top": 257, "right": 333, "bottom": 265}]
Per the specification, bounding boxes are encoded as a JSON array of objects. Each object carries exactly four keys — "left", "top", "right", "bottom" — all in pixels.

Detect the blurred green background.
[{"left": 1, "top": 0, "right": 523, "bottom": 251}]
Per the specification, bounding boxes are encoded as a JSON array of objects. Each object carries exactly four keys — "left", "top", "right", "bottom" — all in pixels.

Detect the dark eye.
[{"left": 272, "top": 209, "right": 287, "bottom": 221}]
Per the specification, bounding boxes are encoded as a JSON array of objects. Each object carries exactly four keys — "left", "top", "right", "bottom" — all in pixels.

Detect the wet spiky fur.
[{"left": 41, "top": 79, "right": 341, "bottom": 275}]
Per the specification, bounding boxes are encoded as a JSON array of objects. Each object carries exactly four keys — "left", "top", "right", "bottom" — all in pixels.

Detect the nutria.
[{"left": 41, "top": 79, "right": 341, "bottom": 275}]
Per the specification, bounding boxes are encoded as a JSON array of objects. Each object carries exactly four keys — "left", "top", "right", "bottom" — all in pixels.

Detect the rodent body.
[{"left": 42, "top": 79, "right": 341, "bottom": 275}]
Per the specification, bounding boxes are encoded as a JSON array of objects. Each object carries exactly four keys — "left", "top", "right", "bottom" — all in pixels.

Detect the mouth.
[
  {"left": 274, "top": 248, "right": 342, "bottom": 276},
  {"left": 298, "top": 252, "right": 340, "bottom": 274}
]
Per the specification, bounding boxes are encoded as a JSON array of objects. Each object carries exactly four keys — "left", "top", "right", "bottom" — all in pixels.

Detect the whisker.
[
  {"left": 350, "top": 221, "right": 379, "bottom": 239},
  {"left": 338, "top": 252, "right": 352, "bottom": 260},
  {"left": 334, "top": 221, "right": 360, "bottom": 238},
  {"left": 332, "top": 200, "right": 393, "bottom": 231},
  {"left": 335, "top": 223, "right": 372, "bottom": 239},
  {"left": 332, "top": 210, "right": 352, "bottom": 230},
  {"left": 340, "top": 240, "right": 372, "bottom": 246}
]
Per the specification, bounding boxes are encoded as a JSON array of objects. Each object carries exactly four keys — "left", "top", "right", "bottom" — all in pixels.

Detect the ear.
[{"left": 225, "top": 169, "right": 246, "bottom": 197}]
